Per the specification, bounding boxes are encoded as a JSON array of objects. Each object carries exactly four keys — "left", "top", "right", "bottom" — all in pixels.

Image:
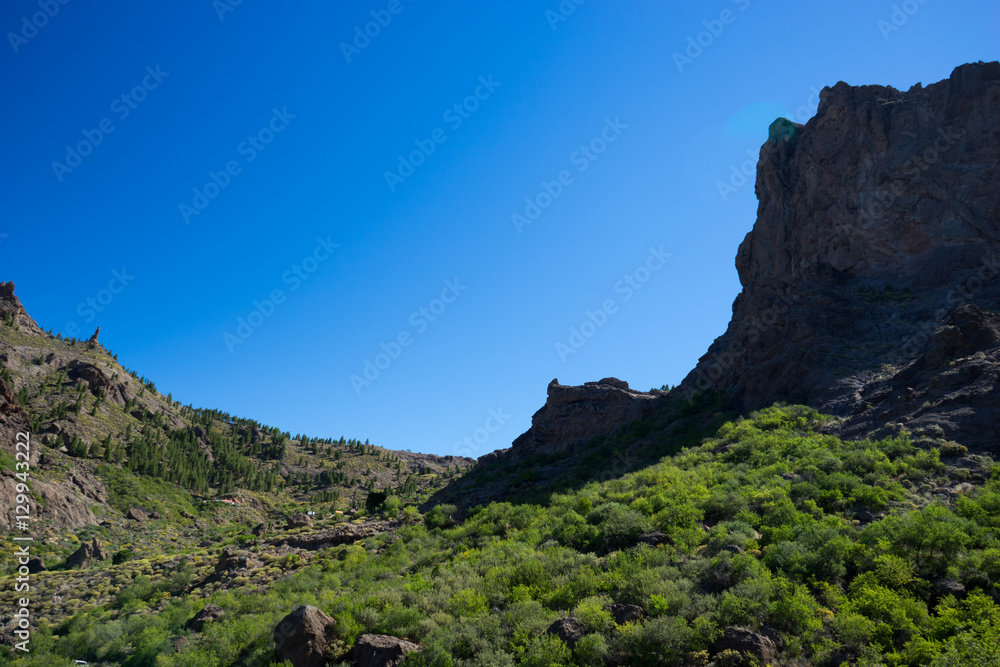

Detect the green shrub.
[{"left": 519, "top": 634, "right": 573, "bottom": 667}]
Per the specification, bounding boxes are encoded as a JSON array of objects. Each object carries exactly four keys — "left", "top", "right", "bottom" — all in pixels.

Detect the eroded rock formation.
[{"left": 502, "top": 378, "right": 666, "bottom": 461}]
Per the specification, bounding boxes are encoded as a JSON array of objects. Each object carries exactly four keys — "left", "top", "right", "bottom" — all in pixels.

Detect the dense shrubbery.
[{"left": 6, "top": 405, "right": 999, "bottom": 666}]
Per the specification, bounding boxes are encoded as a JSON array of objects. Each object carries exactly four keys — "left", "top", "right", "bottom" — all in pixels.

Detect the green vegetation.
[{"left": 5, "top": 405, "right": 997, "bottom": 666}]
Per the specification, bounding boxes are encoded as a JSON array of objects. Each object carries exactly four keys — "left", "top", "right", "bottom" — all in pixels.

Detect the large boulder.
[
  {"left": 273, "top": 605, "right": 337, "bottom": 667},
  {"left": 714, "top": 626, "right": 779, "bottom": 664},
  {"left": 352, "top": 633, "right": 420, "bottom": 667},
  {"left": 127, "top": 507, "right": 147, "bottom": 521},
  {"left": 287, "top": 513, "right": 313, "bottom": 529}
]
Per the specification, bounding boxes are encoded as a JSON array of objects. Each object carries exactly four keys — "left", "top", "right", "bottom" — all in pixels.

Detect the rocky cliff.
[
  {"left": 680, "top": 61, "right": 1000, "bottom": 452},
  {"left": 499, "top": 378, "right": 666, "bottom": 463},
  {"left": 488, "top": 61, "right": 1000, "bottom": 478}
]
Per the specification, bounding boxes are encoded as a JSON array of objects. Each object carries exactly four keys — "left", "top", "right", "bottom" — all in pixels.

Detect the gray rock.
[
  {"left": 545, "top": 617, "right": 586, "bottom": 649},
  {"left": 352, "top": 632, "right": 420, "bottom": 667},
  {"left": 273, "top": 605, "right": 338, "bottom": 667},
  {"left": 714, "top": 626, "right": 779, "bottom": 664}
]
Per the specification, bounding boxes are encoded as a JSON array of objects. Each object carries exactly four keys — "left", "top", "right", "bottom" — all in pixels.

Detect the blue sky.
[{"left": 1, "top": 1, "right": 997, "bottom": 457}]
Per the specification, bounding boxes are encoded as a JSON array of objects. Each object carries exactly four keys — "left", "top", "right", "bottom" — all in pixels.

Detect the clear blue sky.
[{"left": 2, "top": 1, "right": 997, "bottom": 457}]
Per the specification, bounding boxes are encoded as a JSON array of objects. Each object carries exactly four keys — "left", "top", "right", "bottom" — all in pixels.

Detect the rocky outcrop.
[
  {"left": 270, "top": 521, "right": 388, "bottom": 551},
  {"left": 504, "top": 378, "right": 666, "bottom": 461},
  {"left": 0, "top": 282, "right": 40, "bottom": 331},
  {"left": 0, "top": 376, "right": 35, "bottom": 466},
  {"left": 215, "top": 547, "right": 252, "bottom": 573},
  {"left": 87, "top": 326, "right": 100, "bottom": 346},
  {"left": 680, "top": 61, "right": 1000, "bottom": 452},
  {"left": 66, "top": 359, "right": 128, "bottom": 405},
  {"left": 126, "top": 507, "right": 147, "bottom": 521},
  {"left": 92, "top": 537, "right": 108, "bottom": 561},
  {"left": 273, "top": 605, "right": 338, "bottom": 667},
  {"left": 65, "top": 540, "right": 97, "bottom": 569},
  {"left": 188, "top": 604, "right": 226, "bottom": 632},
  {"left": 352, "top": 633, "right": 420, "bottom": 667},
  {"left": 286, "top": 513, "right": 313, "bottom": 529},
  {"left": 32, "top": 478, "right": 98, "bottom": 529}
]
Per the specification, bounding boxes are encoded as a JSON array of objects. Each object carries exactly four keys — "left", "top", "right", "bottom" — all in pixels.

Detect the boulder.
[
  {"left": 933, "top": 579, "right": 967, "bottom": 601},
  {"left": 638, "top": 531, "right": 671, "bottom": 547},
  {"left": 545, "top": 617, "right": 586, "bottom": 649},
  {"left": 352, "top": 633, "right": 421, "bottom": 667},
  {"left": 215, "top": 547, "right": 249, "bottom": 573},
  {"left": 64, "top": 542, "right": 94, "bottom": 569},
  {"left": 714, "top": 626, "right": 778, "bottom": 664},
  {"left": 273, "top": 605, "right": 338, "bottom": 667},
  {"left": 252, "top": 522, "right": 268, "bottom": 536},
  {"left": 92, "top": 537, "right": 108, "bottom": 561},
  {"left": 287, "top": 513, "right": 313, "bottom": 529},
  {"left": 26, "top": 558, "right": 45, "bottom": 574},
  {"left": 126, "top": 508, "right": 147, "bottom": 521},
  {"left": 604, "top": 604, "right": 645, "bottom": 625},
  {"left": 188, "top": 604, "right": 226, "bottom": 632}
]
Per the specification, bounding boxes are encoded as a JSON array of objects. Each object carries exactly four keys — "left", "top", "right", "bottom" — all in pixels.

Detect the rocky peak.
[
  {"left": 681, "top": 61, "right": 1000, "bottom": 451},
  {"left": 0, "top": 281, "right": 40, "bottom": 331}
]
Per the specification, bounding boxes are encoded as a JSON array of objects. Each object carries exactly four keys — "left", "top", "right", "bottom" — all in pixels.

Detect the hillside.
[
  {"left": 3, "top": 406, "right": 997, "bottom": 666},
  {"left": 0, "top": 282, "right": 471, "bottom": 573}
]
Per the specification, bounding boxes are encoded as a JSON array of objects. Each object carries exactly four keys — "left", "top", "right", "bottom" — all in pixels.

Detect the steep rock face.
[
  {"left": 503, "top": 378, "right": 666, "bottom": 461},
  {"left": 681, "top": 61, "right": 1000, "bottom": 451}
]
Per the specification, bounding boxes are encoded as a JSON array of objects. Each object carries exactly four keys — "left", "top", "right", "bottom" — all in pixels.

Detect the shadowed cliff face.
[
  {"left": 501, "top": 378, "right": 666, "bottom": 463},
  {"left": 681, "top": 61, "right": 1000, "bottom": 451}
]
